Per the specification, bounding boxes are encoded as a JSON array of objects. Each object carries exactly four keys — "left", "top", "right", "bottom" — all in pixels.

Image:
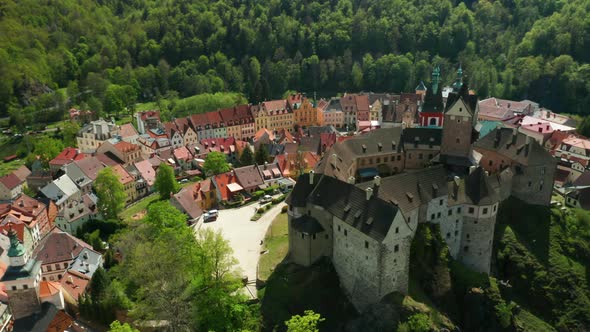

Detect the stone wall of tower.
[
  {"left": 440, "top": 204, "right": 464, "bottom": 258},
  {"left": 6, "top": 288, "right": 40, "bottom": 319},
  {"left": 441, "top": 100, "right": 473, "bottom": 159},
  {"left": 511, "top": 163, "right": 556, "bottom": 206},
  {"left": 287, "top": 205, "right": 333, "bottom": 267},
  {"left": 456, "top": 203, "right": 499, "bottom": 274}
]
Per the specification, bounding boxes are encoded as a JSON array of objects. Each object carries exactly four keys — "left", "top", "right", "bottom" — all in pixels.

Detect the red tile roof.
[
  {"left": 213, "top": 172, "right": 239, "bottom": 201},
  {"left": 39, "top": 281, "right": 61, "bottom": 298},
  {"left": 0, "top": 173, "right": 22, "bottom": 190},
  {"left": 73, "top": 157, "right": 105, "bottom": 180},
  {"left": 95, "top": 153, "right": 121, "bottom": 167},
  {"left": 33, "top": 227, "right": 93, "bottom": 265},
  {"left": 60, "top": 269, "right": 90, "bottom": 302},
  {"left": 206, "top": 111, "right": 223, "bottom": 126},
  {"left": 262, "top": 100, "right": 287, "bottom": 112},
  {"left": 189, "top": 113, "right": 209, "bottom": 129},
  {"left": 50, "top": 148, "right": 88, "bottom": 167},
  {"left": 111, "top": 164, "right": 134, "bottom": 185},
  {"left": 563, "top": 136, "right": 590, "bottom": 150},
  {"left": 12, "top": 165, "right": 31, "bottom": 182},
  {"left": 173, "top": 146, "right": 192, "bottom": 161},
  {"left": 138, "top": 110, "right": 161, "bottom": 122},
  {"left": 355, "top": 94, "right": 370, "bottom": 112},
  {"left": 114, "top": 141, "right": 140, "bottom": 153}
]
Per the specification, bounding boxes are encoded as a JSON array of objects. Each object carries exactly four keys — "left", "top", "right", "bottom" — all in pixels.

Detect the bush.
[
  {"left": 251, "top": 213, "right": 262, "bottom": 221},
  {"left": 252, "top": 190, "right": 265, "bottom": 200},
  {"left": 281, "top": 205, "right": 288, "bottom": 213}
]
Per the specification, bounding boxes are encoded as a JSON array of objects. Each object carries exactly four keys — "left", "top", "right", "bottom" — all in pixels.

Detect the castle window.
[
  {"left": 483, "top": 208, "right": 488, "bottom": 214},
  {"left": 446, "top": 233, "right": 451, "bottom": 238},
  {"left": 474, "top": 220, "right": 478, "bottom": 224},
  {"left": 408, "top": 216, "right": 411, "bottom": 223},
  {"left": 394, "top": 245, "right": 399, "bottom": 252},
  {"left": 455, "top": 230, "right": 459, "bottom": 235},
  {"left": 365, "top": 241, "right": 369, "bottom": 249},
  {"left": 489, "top": 160, "right": 493, "bottom": 166},
  {"left": 431, "top": 213, "right": 435, "bottom": 220},
  {"left": 344, "top": 230, "right": 348, "bottom": 236},
  {"left": 408, "top": 153, "right": 412, "bottom": 159},
  {"left": 301, "top": 233, "right": 305, "bottom": 239},
  {"left": 397, "top": 155, "right": 402, "bottom": 161},
  {"left": 376, "top": 157, "right": 381, "bottom": 163},
  {"left": 457, "top": 119, "right": 461, "bottom": 123},
  {"left": 391, "top": 156, "right": 395, "bottom": 162},
  {"left": 23, "top": 285, "right": 28, "bottom": 290},
  {"left": 528, "top": 181, "right": 532, "bottom": 187},
  {"left": 440, "top": 199, "right": 443, "bottom": 205},
  {"left": 312, "top": 234, "right": 316, "bottom": 240},
  {"left": 456, "top": 138, "right": 461, "bottom": 144},
  {"left": 395, "top": 227, "right": 399, "bottom": 234},
  {"left": 338, "top": 225, "right": 341, "bottom": 231},
  {"left": 418, "top": 153, "right": 423, "bottom": 160},
  {"left": 448, "top": 209, "right": 452, "bottom": 216},
  {"left": 466, "top": 234, "right": 470, "bottom": 239},
  {"left": 325, "top": 234, "right": 329, "bottom": 240},
  {"left": 457, "top": 207, "right": 462, "bottom": 214},
  {"left": 11, "top": 286, "right": 16, "bottom": 291},
  {"left": 494, "top": 205, "right": 497, "bottom": 212},
  {"left": 428, "top": 154, "right": 433, "bottom": 159},
  {"left": 464, "top": 246, "right": 469, "bottom": 252},
  {"left": 469, "top": 207, "right": 475, "bottom": 214}
]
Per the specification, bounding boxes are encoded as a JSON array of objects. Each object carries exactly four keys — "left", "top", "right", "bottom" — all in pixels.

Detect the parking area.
[{"left": 199, "top": 200, "right": 287, "bottom": 299}]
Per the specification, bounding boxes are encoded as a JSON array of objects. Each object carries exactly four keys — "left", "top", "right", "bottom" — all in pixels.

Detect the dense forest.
[{"left": 1, "top": 0, "right": 590, "bottom": 128}]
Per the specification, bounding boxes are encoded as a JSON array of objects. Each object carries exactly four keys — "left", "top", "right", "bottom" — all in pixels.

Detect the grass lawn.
[
  {"left": 120, "top": 194, "right": 160, "bottom": 222},
  {"left": 258, "top": 213, "right": 289, "bottom": 281},
  {"left": 135, "top": 101, "right": 164, "bottom": 112},
  {"left": 0, "top": 159, "right": 25, "bottom": 176}
]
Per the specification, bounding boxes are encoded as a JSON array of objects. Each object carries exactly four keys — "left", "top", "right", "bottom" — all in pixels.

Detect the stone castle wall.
[
  {"left": 457, "top": 203, "right": 499, "bottom": 274},
  {"left": 7, "top": 288, "right": 40, "bottom": 319}
]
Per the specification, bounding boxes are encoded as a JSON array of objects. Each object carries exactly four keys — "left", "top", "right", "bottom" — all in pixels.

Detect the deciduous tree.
[
  {"left": 153, "top": 163, "right": 178, "bottom": 200},
  {"left": 203, "top": 151, "right": 230, "bottom": 176},
  {"left": 94, "top": 167, "right": 126, "bottom": 220}
]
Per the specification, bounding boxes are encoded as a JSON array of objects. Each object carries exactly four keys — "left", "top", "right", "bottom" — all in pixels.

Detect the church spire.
[
  {"left": 431, "top": 66, "right": 441, "bottom": 95},
  {"left": 452, "top": 64, "right": 463, "bottom": 92}
]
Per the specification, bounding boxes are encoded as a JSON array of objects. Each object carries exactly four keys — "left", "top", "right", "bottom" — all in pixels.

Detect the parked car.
[
  {"left": 260, "top": 195, "right": 272, "bottom": 203},
  {"left": 207, "top": 209, "right": 219, "bottom": 217},
  {"left": 202, "top": 212, "right": 217, "bottom": 222}
]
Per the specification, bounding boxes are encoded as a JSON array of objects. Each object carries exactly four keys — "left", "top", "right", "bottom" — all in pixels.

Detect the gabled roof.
[
  {"left": 39, "top": 281, "right": 61, "bottom": 298},
  {"left": 355, "top": 94, "right": 370, "bottom": 112},
  {"left": 212, "top": 172, "right": 239, "bottom": 201},
  {"left": 173, "top": 146, "right": 192, "bottom": 161},
  {"left": 134, "top": 160, "right": 156, "bottom": 186},
  {"left": 119, "top": 123, "right": 138, "bottom": 139},
  {"left": 60, "top": 269, "right": 90, "bottom": 303},
  {"left": 138, "top": 110, "right": 161, "bottom": 122},
  {"left": 234, "top": 165, "right": 265, "bottom": 189},
  {"left": 0, "top": 173, "right": 22, "bottom": 190},
  {"left": 562, "top": 136, "right": 590, "bottom": 150},
  {"left": 95, "top": 153, "right": 121, "bottom": 167},
  {"left": 111, "top": 164, "right": 134, "bottom": 185},
  {"left": 262, "top": 99, "right": 287, "bottom": 112},
  {"left": 33, "top": 227, "right": 93, "bottom": 265},
  {"left": 12, "top": 166, "right": 31, "bottom": 182},
  {"left": 474, "top": 128, "right": 556, "bottom": 166},
  {"left": 41, "top": 175, "right": 78, "bottom": 205},
  {"left": 49, "top": 148, "right": 88, "bottom": 167},
  {"left": 171, "top": 186, "right": 203, "bottom": 220},
  {"left": 291, "top": 173, "right": 399, "bottom": 242},
  {"left": 114, "top": 141, "right": 140, "bottom": 153},
  {"left": 73, "top": 157, "right": 105, "bottom": 180},
  {"left": 402, "top": 127, "right": 442, "bottom": 146}
]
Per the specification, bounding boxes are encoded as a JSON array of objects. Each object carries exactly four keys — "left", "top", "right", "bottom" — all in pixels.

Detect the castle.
[{"left": 285, "top": 72, "right": 557, "bottom": 310}]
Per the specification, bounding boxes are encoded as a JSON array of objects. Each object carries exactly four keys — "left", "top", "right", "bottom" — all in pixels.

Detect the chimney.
[
  {"left": 377, "top": 142, "right": 382, "bottom": 152},
  {"left": 469, "top": 166, "right": 476, "bottom": 174},
  {"left": 68, "top": 276, "right": 74, "bottom": 284},
  {"left": 366, "top": 187, "right": 373, "bottom": 201},
  {"left": 309, "top": 170, "right": 315, "bottom": 185},
  {"left": 362, "top": 144, "right": 367, "bottom": 153},
  {"left": 348, "top": 176, "right": 356, "bottom": 184},
  {"left": 264, "top": 161, "right": 268, "bottom": 169},
  {"left": 374, "top": 175, "right": 381, "bottom": 187}
]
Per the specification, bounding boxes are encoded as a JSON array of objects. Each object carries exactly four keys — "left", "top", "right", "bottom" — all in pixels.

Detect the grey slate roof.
[
  {"left": 402, "top": 127, "right": 442, "bottom": 146},
  {"left": 288, "top": 172, "right": 399, "bottom": 241},
  {"left": 474, "top": 128, "right": 555, "bottom": 166},
  {"left": 292, "top": 215, "right": 325, "bottom": 234},
  {"left": 356, "top": 165, "right": 448, "bottom": 217}
]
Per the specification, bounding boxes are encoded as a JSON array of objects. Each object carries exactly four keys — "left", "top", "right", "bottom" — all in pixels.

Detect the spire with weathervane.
[{"left": 452, "top": 64, "right": 463, "bottom": 92}]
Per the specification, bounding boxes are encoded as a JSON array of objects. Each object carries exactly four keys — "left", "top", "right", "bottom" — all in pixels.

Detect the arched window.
[{"left": 429, "top": 118, "right": 437, "bottom": 126}]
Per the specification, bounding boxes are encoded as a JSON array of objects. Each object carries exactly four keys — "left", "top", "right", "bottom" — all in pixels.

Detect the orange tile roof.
[
  {"left": 111, "top": 164, "right": 134, "bottom": 185},
  {"left": 114, "top": 141, "right": 140, "bottom": 153},
  {"left": 50, "top": 148, "right": 88, "bottom": 167},
  {"left": 59, "top": 270, "right": 90, "bottom": 302},
  {"left": 39, "top": 281, "right": 61, "bottom": 298},
  {"left": 213, "top": 172, "right": 239, "bottom": 201}
]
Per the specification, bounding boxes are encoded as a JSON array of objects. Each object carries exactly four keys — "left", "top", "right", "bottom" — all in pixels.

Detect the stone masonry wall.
[
  {"left": 7, "top": 288, "right": 40, "bottom": 319},
  {"left": 457, "top": 203, "right": 499, "bottom": 274}
]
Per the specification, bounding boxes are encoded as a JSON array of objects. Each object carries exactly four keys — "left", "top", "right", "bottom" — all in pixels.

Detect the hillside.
[{"left": 2, "top": 0, "right": 590, "bottom": 129}]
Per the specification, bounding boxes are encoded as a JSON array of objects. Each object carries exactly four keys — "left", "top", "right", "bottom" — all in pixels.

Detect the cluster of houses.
[{"left": 0, "top": 64, "right": 587, "bottom": 328}]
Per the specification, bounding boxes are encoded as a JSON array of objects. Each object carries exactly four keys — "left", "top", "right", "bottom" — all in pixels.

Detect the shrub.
[
  {"left": 253, "top": 190, "right": 265, "bottom": 200},
  {"left": 281, "top": 205, "right": 288, "bottom": 213}
]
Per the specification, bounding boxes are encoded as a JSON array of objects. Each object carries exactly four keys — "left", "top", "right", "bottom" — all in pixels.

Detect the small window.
[
  {"left": 469, "top": 207, "right": 475, "bottom": 214},
  {"left": 365, "top": 241, "right": 369, "bottom": 249},
  {"left": 446, "top": 232, "right": 451, "bottom": 238},
  {"left": 395, "top": 227, "right": 399, "bottom": 234},
  {"left": 439, "top": 199, "right": 443, "bottom": 206},
  {"left": 397, "top": 155, "right": 401, "bottom": 161},
  {"left": 301, "top": 233, "right": 305, "bottom": 239},
  {"left": 528, "top": 181, "right": 532, "bottom": 187},
  {"left": 493, "top": 205, "right": 497, "bottom": 212},
  {"left": 11, "top": 286, "right": 16, "bottom": 291},
  {"left": 457, "top": 207, "right": 462, "bottom": 214},
  {"left": 338, "top": 225, "right": 341, "bottom": 231},
  {"left": 474, "top": 220, "right": 478, "bottom": 224},
  {"left": 455, "top": 230, "right": 459, "bottom": 235},
  {"left": 394, "top": 245, "right": 399, "bottom": 252},
  {"left": 408, "top": 153, "right": 412, "bottom": 159},
  {"left": 483, "top": 208, "right": 488, "bottom": 214},
  {"left": 464, "top": 246, "right": 469, "bottom": 252},
  {"left": 418, "top": 153, "right": 423, "bottom": 160},
  {"left": 448, "top": 209, "right": 452, "bottom": 216},
  {"left": 466, "top": 234, "right": 470, "bottom": 239},
  {"left": 437, "top": 212, "right": 441, "bottom": 218},
  {"left": 23, "top": 285, "right": 28, "bottom": 290},
  {"left": 344, "top": 230, "right": 348, "bottom": 236},
  {"left": 456, "top": 138, "right": 460, "bottom": 144},
  {"left": 325, "top": 234, "right": 329, "bottom": 240},
  {"left": 431, "top": 214, "right": 435, "bottom": 220},
  {"left": 312, "top": 234, "right": 316, "bottom": 240}
]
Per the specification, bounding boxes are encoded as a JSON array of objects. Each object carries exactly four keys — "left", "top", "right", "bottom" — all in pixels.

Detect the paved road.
[{"left": 199, "top": 201, "right": 287, "bottom": 299}]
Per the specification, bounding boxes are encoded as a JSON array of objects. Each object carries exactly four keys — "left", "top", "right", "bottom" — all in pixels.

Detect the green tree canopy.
[
  {"left": 255, "top": 145, "right": 270, "bottom": 165},
  {"left": 203, "top": 151, "right": 230, "bottom": 176},
  {"left": 239, "top": 146, "right": 255, "bottom": 166},
  {"left": 153, "top": 163, "right": 179, "bottom": 200},
  {"left": 94, "top": 167, "right": 126, "bottom": 220},
  {"left": 285, "top": 310, "right": 325, "bottom": 332},
  {"left": 109, "top": 321, "right": 139, "bottom": 332}
]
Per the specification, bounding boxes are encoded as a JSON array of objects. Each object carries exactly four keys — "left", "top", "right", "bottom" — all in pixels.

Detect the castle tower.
[
  {"left": 1, "top": 228, "right": 42, "bottom": 319},
  {"left": 451, "top": 65, "right": 463, "bottom": 92},
  {"left": 440, "top": 80, "right": 478, "bottom": 165},
  {"left": 418, "top": 66, "right": 445, "bottom": 127},
  {"left": 456, "top": 167, "right": 501, "bottom": 274}
]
